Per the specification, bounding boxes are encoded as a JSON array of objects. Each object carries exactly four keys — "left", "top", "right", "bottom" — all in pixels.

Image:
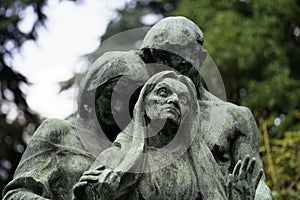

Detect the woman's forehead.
[{"left": 155, "top": 78, "right": 189, "bottom": 93}]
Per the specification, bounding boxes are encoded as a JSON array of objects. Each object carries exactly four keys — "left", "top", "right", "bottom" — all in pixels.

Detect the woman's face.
[{"left": 144, "top": 78, "right": 191, "bottom": 126}]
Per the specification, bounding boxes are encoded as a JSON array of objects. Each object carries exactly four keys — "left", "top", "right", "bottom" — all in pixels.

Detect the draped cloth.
[
  {"left": 76, "top": 50, "right": 150, "bottom": 156},
  {"left": 3, "top": 119, "right": 95, "bottom": 200},
  {"left": 90, "top": 71, "right": 227, "bottom": 200}
]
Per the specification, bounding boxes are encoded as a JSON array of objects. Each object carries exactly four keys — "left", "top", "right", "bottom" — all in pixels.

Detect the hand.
[
  {"left": 96, "top": 168, "right": 121, "bottom": 192},
  {"left": 72, "top": 167, "right": 104, "bottom": 200},
  {"left": 72, "top": 166, "right": 121, "bottom": 200},
  {"left": 226, "top": 155, "right": 263, "bottom": 200}
]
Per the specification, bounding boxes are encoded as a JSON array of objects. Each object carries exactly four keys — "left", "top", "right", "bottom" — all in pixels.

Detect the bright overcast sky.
[{"left": 12, "top": 0, "right": 129, "bottom": 119}]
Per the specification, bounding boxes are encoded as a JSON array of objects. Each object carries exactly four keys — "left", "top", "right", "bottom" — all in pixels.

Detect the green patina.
[{"left": 3, "top": 16, "right": 271, "bottom": 200}]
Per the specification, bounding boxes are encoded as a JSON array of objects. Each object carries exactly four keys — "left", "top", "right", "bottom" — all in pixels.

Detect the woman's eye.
[
  {"left": 157, "top": 88, "right": 169, "bottom": 97},
  {"left": 180, "top": 95, "right": 189, "bottom": 105}
]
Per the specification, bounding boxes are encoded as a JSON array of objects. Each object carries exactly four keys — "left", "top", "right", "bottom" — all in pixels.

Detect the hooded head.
[
  {"left": 140, "top": 16, "right": 207, "bottom": 92},
  {"left": 107, "top": 71, "right": 200, "bottom": 173},
  {"left": 77, "top": 51, "right": 149, "bottom": 156}
]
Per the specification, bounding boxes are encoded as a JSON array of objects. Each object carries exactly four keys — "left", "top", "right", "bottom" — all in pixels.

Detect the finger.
[
  {"left": 98, "top": 170, "right": 121, "bottom": 191},
  {"left": 254, "top": 169, "right": 263, "bottom": 190},
  {"left": 80, "top": 175, "right": 99, "bottom": 182},
  {"left": 98, "top": 171, "right": 113, "bottom": 192},
  {"left": 226, "top": 174, "right": 234, "bottom": 187},
  {"left": 73, "top": 181, "right": 87, "bottom": 197},
  {"left": 109, "top": 173, "right": 121, "bottom": 190},
  {"left": 239, "top": 155, "right": 250, "bottom": 179},
  {"left": 233, "top": 160, "right": 242, "bottom": 180},
  {"left": 109, "top": 172, "right": 119, "bottom": 182},
  {"left": 98, "top": 169, "right": 113, "bottom": 184},
  {"left": 246, "top": 157, "right": 256, "bottom": 180},
  {"left": 83, "top": 170, "right": 102, "bottom": 176},
  {"left": 226, "top": 174, "right": 233, "bottom": 199},
  {"left": 74, "top": 181, "right": 88, "bottom": 189}
]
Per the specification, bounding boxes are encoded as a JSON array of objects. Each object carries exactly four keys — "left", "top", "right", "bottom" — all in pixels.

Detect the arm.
[
  {"left": 4, "top": 191, "right": 48, "bottom": 200},
  {"left": 226, "top": 155, "right": 263, "bottom": 200},
  {"left": 3, "top": 119, "right": 93, "bottom": 200},
  {"left": 3, "top": 178, "right": 50, "bottom": 200},
  {"left": 2, "top": 120, "right": 56, "bottom": 200},
  {"left": 232, "top": 107, "right": 272, "bottom": 200}
]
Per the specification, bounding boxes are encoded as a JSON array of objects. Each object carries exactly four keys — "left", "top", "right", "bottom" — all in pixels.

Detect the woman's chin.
[{"left": 163, "top": 117, "right": 181, "bottom": 128}]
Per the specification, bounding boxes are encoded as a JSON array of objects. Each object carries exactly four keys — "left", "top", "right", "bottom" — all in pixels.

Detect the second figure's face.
[{"left": 144, "top": 78, "right": 191, "bottom": 126}]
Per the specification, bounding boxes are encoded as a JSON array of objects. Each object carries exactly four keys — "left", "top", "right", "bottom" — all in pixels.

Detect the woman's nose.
[{"left": 166, "top": 93, "right": 179, "bottom": 104}]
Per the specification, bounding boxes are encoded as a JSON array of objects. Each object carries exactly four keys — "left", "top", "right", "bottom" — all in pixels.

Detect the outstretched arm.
[
  {"left": 226, "top": 155, "right": 263, "bottom": 200},
  {"left": 232, "top": 107, "right": 272, "bottom": 199}
]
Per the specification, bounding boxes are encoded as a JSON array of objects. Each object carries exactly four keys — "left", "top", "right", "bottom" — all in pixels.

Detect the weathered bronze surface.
[{"left": 3, "top": 16, "right": 271, "bottom": 200}]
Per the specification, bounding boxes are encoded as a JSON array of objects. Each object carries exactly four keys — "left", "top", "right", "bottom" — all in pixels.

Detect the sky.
[{"left": 12, "top": 0, "right": 129, "bottom": 119}]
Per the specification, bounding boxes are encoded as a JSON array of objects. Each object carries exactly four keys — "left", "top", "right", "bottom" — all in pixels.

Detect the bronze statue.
[
  {"left": 3, "top": 16, "right": 271, "bottom": 200},
  {"left": 73, "top": 71, "right": 227, "bottom": 199},
  {"left": 139, "top": 16, "right": 271, "bottom": 199}
]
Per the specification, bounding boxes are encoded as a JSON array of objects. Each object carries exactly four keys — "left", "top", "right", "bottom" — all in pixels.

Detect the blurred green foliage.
[
  {"left": 174, "top": 0, "right": 300, "bottom": 199},
  {"left": 265, "top": 131, "right": 300, "bottom": 199}
]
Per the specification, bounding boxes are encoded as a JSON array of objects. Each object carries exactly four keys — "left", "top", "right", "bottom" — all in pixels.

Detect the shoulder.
[
  {"left": 32, "top": 118, "right": 80, "bottom": 145},
  {"left": 33, "top": 118, "right": 73, "bottom": 137},
  {"left": 200, "top": 89, "right": 253, "bottom": 118},
  {"left": 226, "top": 103, "right": 253, "bottom": 120},
  {"left": 199, "top": 90, "right": 257, "bottom": 134},
  {"left": 34, "top": 118, "right": 73, "bottom": 133}
]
